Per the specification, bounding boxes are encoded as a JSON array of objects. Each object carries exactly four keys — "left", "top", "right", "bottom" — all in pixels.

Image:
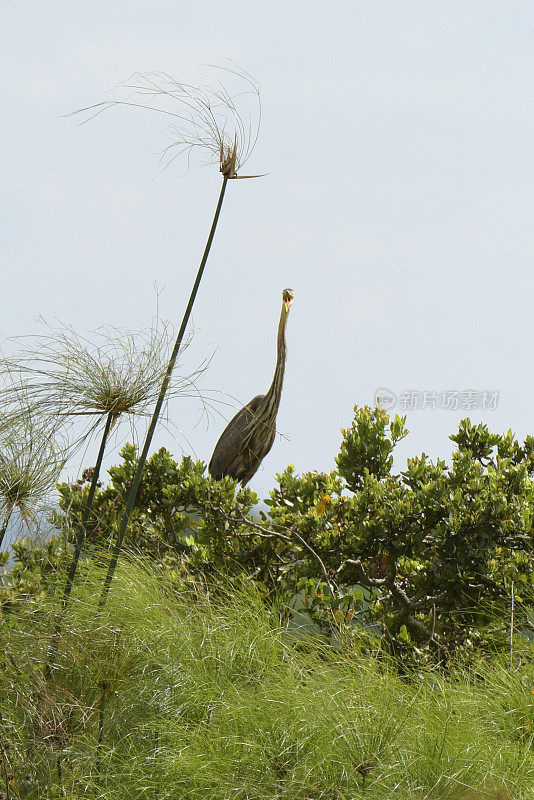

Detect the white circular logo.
[{"left": 374, "top": 388, "right": 396, "bottom": 410}]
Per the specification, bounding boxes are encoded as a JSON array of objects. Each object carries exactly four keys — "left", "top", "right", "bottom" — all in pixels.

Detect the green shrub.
[{"left": 36, "top": 407, "right": 533, "bottom": 665}]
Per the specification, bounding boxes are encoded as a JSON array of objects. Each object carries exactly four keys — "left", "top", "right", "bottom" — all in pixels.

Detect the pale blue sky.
[{"left": 1, "top": 2, "right": 533, "bottom": 512}]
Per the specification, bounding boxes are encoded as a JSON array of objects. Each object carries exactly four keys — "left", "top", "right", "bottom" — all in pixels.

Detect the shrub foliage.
[{"left": 28, "top": 406, "right": 531, "bottom": 665}]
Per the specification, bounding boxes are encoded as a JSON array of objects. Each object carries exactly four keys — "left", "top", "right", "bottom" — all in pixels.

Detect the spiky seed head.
[
  {"left": 0, "top": 414, "right": 66, "bottom": 524},
  {"left": 0, "top": 321, "right": 206, "bottom": 448},
  {"left": 69, "top": 66, "right": 262, "bottom": 180}
]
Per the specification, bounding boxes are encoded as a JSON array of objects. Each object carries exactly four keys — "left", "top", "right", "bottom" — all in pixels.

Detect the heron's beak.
[{"left": 283, "top": 289, "right": 294, "bottom": 313}]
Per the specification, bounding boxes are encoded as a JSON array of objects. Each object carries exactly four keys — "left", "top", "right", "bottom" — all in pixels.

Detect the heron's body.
[{"left": 209, "top": 289, "right": 293, "bottom": 486}]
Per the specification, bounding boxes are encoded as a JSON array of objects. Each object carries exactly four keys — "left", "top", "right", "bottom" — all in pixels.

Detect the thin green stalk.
[
  {"left": 509, "top": 579, "right": 515, "bottom": 669},
  {"left": 45, "top": 411, "right": 115, "bottom": 678},
  {"left": 95, "top": 681, "right": 108, "bottom": 773},
  {"left": 0, "top": 731, "right": 10, "bottom": 800},
  {"left": 61, "top": 410, "right": 115, "bottom": 611},
  {"left": 98, "top": 176, "right": 228, "bottom": 609},
  {"left": 0, "top": 505, "right": 14, "bottom": 549}
]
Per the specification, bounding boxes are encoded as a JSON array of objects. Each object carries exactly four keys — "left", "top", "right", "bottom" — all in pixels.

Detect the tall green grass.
[{"left": 1, "top": 556, "right": 531, "bottom": 799}]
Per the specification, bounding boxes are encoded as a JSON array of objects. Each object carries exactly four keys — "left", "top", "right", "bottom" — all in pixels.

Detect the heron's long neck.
[{"left": 262, "top": 307, "right": 288, "bottom": 415}]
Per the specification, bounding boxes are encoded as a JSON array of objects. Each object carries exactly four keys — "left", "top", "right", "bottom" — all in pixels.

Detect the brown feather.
[
  {"left": 208, "top": 395, "right": 277, "bottom": 485},
  {"left": 208, "top": 289, "right": 292, "bottom": 485}
]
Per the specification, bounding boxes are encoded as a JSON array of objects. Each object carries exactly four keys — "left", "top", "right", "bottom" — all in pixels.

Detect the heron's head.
[{"left": 283, "top": 288, "right": 294, "bottom": 313}]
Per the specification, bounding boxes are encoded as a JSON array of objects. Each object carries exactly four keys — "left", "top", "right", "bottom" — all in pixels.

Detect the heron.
[{"left": 209, "top": 288, "right": 294, "bottom": 485}]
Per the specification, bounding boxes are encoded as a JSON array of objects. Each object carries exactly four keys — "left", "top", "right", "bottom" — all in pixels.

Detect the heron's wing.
[
  {"left": 237, "top": 418, "right": 276, "bottom": 486},
  {"left": 208, "top": 395, "right": 264, "bottom": 480}
]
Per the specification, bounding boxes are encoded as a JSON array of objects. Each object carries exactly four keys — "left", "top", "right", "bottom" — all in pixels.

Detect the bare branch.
[{"left": 208, "top": 502, "right": 336, "bottom": 596}]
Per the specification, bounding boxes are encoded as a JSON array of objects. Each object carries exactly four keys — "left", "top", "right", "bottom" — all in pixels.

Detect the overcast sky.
[{"left": 2, "top": 2, "right": 533, "bottom": 513}]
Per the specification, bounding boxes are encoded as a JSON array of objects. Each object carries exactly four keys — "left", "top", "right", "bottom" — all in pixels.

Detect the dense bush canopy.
[{"left": 14, "top": 406, "right": 527, "bottom": 665}]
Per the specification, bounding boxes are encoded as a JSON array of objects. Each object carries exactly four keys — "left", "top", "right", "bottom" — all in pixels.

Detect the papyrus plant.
[
  {"left": 0, "top": 411, "right": 66, "bottom": 551},
  {"left": 73, "top": 67, "right": 262, "bottom": 179},
  {"left": 70, "top": 66, "right": 263, "bottom": 607},
  {"left": 0, "top": 320, "right": 206, "bottom": 609}
]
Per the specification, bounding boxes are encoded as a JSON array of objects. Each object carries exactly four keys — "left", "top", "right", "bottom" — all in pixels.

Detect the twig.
[
  {"left": 338, "top": 558, "right": 386, "bottom": 586},
  {"left": 210, "top": 503, "right": 336, "bottom": 596},
  {"left": 338, "top": 557, "right": 434, "bottom": 643}
]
